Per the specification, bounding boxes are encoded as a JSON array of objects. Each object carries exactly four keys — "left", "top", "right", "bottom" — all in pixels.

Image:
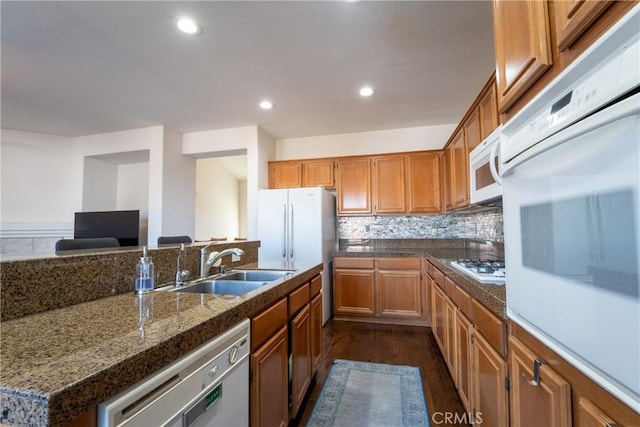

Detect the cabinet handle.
[{"left": 522, "top": 358, "right": 543, "bottom": 386}]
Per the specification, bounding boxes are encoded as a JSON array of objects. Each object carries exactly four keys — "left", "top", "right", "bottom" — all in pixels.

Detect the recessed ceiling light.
[
  {"left": 260, "top": 100, "right": 274, "bottom": 110},
  {"left": 175, "top": 17, "right": 201, "bottom": 35},
  {"left": 359, "top": 86, "right": 375, "bottom": 97}
]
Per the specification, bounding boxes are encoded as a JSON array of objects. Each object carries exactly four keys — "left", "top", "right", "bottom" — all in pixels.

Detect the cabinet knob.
[{"left": 522, "top": 358, "right": 543, "bottom": 386}]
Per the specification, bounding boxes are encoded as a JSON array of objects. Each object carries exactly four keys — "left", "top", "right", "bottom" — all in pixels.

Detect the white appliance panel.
[
  {"left": 504, "top": 104, "right": 640, "bottom": 408},
  {"left": 257, "top": 188, "right": 336, "bottom": 325},
  {"left": 257, "top": 189, "right": 288, "bottom": 263},
  {"left": 288, "top": 187, "right": 323, "bottom": 264}
]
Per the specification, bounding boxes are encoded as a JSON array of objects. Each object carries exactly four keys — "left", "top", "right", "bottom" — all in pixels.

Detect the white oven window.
[{"left": 503, "top": 102, "right": 640, "bottom": 409}]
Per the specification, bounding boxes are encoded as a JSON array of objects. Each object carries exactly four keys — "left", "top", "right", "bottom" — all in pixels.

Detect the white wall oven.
[
  {"left": 469, "top": 126, "right": 502, "bottom": 205},
  {"left": 501, "top": 5, "right": 639, "bottom": 412}
]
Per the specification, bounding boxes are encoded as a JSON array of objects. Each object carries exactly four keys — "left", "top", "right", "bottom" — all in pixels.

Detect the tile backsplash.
[{"left": 338, "top": 208, "right": 503, "bottom": 242}]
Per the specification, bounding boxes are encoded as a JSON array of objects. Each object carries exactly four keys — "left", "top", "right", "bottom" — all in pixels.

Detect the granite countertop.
[
  {"left": 0, "top": 262, "right": 322, "bottom": 427},
  {"left": 335, "top": 239, "right": 507, "bottom": 319}
]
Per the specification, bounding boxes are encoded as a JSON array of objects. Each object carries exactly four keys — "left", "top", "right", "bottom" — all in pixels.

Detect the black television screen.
[{"left": 74, "top": 210, "right": 140, "bottom": 247}]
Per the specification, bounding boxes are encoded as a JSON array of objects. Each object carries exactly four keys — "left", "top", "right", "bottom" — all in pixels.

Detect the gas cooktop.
[{"left": 450, "top": 259, "right": 506, "bottom": 285}]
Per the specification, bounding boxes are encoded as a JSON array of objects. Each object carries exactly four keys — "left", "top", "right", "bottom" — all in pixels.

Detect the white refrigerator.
[{"left": 257, "top": 187, "right": 336, "bottom": 325}]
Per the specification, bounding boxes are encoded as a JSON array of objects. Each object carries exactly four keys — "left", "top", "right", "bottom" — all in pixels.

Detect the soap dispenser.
[{"left": 135, "top": 246, "right": 155, "bottom": 294}]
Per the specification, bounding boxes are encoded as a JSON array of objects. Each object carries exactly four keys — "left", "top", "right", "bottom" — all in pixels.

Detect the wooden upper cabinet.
[
  {"left": 444, "top": 143, "right": 455, "bottom": 211},
  {"left": 407, "top": 152, "right": 442, "bottom": 213},
  {"left": 554, "top": 0, "right": 613, "bottom": 52},
  {"left": 493, "top": 0, "right": 553, "bottom": 113},
  {"left": 464, "top": 108, "right": 482, "bottom": 154},
  {"left": 269, "top": 162, "right": 302, "bottom": 189},
  {"left": 478, "top": 78, "right": 499, "bottom": 140},
  {"left": 303, "top": 160, "right": 335, "bottom": 188},
  {"left": 373, "top": 155, "right": 406, "bottom": 214},
  {"left": 336, "top": 158, "right": 372, "bottom": 214},
  {"left": 452, "top": 129, "right": 469, "bottom": 208},
  {"left": 509, "top": 336, "right": 571, "bottom": 427}
]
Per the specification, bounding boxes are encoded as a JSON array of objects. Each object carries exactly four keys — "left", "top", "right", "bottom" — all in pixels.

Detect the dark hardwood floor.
[{"left": 293, "top": 320, "right": 469, "bottom": 426}]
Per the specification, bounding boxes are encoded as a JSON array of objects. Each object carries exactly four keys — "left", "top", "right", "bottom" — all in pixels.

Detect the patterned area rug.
[{"left": 307, "top": 359, "right": 430, "bottom": 427}]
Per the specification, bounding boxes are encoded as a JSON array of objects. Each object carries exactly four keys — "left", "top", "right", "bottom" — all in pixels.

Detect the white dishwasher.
[{"left": 98, "top": 319, "right": 250, "bottom": 427}]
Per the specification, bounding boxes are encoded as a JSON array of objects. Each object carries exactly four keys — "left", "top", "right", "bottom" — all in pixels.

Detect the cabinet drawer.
[
  {"left": 377, "top": 258, "right": 421, "bottom": 270},
  {"left": 455, "top": 285, "right": 472, "bottom": 320},
  {"left": 334, "top": 257, "right": 375, "bottom": 269},
  {"left": 289, "top": 283, "right": 310, "bottom": 317},
  {"left": 430, "top": 266, "right": 445, "bottom": 290},
  {"left": 251, "top": 298, "right": 287, "bottom": 351},
  {"left": 444, "top": 276, "right": 456, "bottom": 299},
  {"left": 472, "top": 299, "right": 506, "bottom": 357},
  {"left": 310, "top": 274, "right": 322, "bottom": 297}
]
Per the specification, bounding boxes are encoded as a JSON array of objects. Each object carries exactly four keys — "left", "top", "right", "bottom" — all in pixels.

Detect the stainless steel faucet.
[
  {"left": 199, "top": 245, "right": 245, "bottom": 277},
  {"left": 174, "top": 243, "right": 190, "bottom": 286}
]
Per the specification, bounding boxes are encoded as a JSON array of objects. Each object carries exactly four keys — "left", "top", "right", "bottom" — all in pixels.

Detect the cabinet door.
[
  {"left": 269, "top": 162, "right": 302, "bottom": 189},
  {"left": 333, "top": 269, "right": 375, "bottom": 316},
  {"left": 444, "top": 296, "right": 457, "bottom": 377},
  {"left": 473, "top": 332, "right": 509, "bottom": 427},
  {"left": 576, "top": 396, "right": 616, "bottom": 427},
  {"left": 479, "top": 79, "right": 498, "bottom": 140},
  {"left": 373, "top": 155, "right": 406, "bottom": 213},
  {"left": 555, "top": 0, "right": 613, "bottom": 52},
  {"left": 464, "top": 108, "right": 482, "bottom": 154},
  {"left": 508, "top": 336, "right": 571, "bottom": 427},
  {"left": 455, "top": 310, "right": 474, "bottom": 414},
  {"left": 493, "top": 0, "right": 553, "bottom": 113},
  {"left": 310, "top": 292, "right": 323, "bottom": 374},
  {"left": 444, "top": 143, "right": 455, "bottom": 211},
  {"left": 377, "top": 270, "right": 421, "bottom": 318},
  {"left": 250, "top": 325, "right": 289, "bottom": 427},
  {"left": 303, "top": 160, "right": 335, "bottom": 188},
  {"left": 336, "top": 158, "right": 372, "bottom": 214},
  {"left": 431, "top": 284, "right": 447, "bottom": 356},
  {"left": 290, "top": 304, "right": 312, "bottom": 419},
  {"left": 452, "top": 129, "right": 469, "bottom": 208},
  {"left": 407, "top": 153, "right": 442, "bottom": 213}
]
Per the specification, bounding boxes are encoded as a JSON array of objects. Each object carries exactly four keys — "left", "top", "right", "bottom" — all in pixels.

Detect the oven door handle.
[{"left": 489, "top": 137, "right": 502, "bottom": 185}]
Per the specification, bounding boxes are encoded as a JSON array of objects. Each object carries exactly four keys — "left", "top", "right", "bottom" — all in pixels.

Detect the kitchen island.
[{"left": 0, "top": 260, "right": 322, "bottom": 427}]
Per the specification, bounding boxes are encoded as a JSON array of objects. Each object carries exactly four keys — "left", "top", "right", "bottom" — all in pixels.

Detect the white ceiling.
[{"left": 0, "top": 1, "right": 496, "bottom": 140}]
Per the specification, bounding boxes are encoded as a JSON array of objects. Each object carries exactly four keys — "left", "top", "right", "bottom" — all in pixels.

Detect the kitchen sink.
[
  {"left": 155, "top": 269, "right": 293, "bottom": 296},
  {"left": 219, "top": 270, "right": 292, "bottom": 282},
  {"left": 172, "top": 279, "right": 268, "bottom": 296}
]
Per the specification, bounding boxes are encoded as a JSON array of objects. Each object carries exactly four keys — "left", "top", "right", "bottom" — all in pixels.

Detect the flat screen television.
[{"left": 74, "top": 210, "right": 140, "bottom": 247}]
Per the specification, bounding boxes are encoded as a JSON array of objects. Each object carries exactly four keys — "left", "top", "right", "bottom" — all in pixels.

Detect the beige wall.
[{"left": 275, "top": 124, "right": 456, "bottom": 160}]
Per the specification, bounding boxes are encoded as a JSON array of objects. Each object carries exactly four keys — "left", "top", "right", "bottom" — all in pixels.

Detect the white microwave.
[
  {"left": 469, "top": 126, "right": 502, "bottom": 205},
  {"left": 501, "top": 6, "right": 639, "bottom": 412}
]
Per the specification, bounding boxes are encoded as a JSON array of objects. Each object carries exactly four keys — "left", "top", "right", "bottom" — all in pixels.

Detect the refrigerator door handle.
[
  {"left": 289, "top": 204, "right": 294, "bottom": 258},
  {"left": 282, "top": 204, "right": 287, "bottom": 258}
]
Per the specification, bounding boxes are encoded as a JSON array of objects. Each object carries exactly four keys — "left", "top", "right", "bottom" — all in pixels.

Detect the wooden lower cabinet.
[
  {"left": 431, "top": 283, "right": 446, "bottom": 354},
  {"left": 310, "top": 292, "right": 323, "bottom": 374},
  {"left": 377, "top": 269, "right": 422, "bottom": 318},
  {"left": 509, "top": 336, "right": 571, "bottom": 427},
  {"left": 576, "top": 396, "right": 616, "bottom": 427},
  {"left": 334, "top": 257, "right": 425, "bottom": 325},
  {"left": 444, "top": 296, "right": 457, "bottom": 377},
  {"left": 333, "top": 268, "right": 375, "bottom": 316},
  {"left": 455, "top": 310, "right": 474, "bottom": 414},
  {"left": 473, "top": 332, "right": 509, "bottom": 427},
  {"left": 290, "top": 304, "right": 312, "bottom": 419},
  {"left": 250, "top": 325, "right": 289, "bottom": 427}
]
